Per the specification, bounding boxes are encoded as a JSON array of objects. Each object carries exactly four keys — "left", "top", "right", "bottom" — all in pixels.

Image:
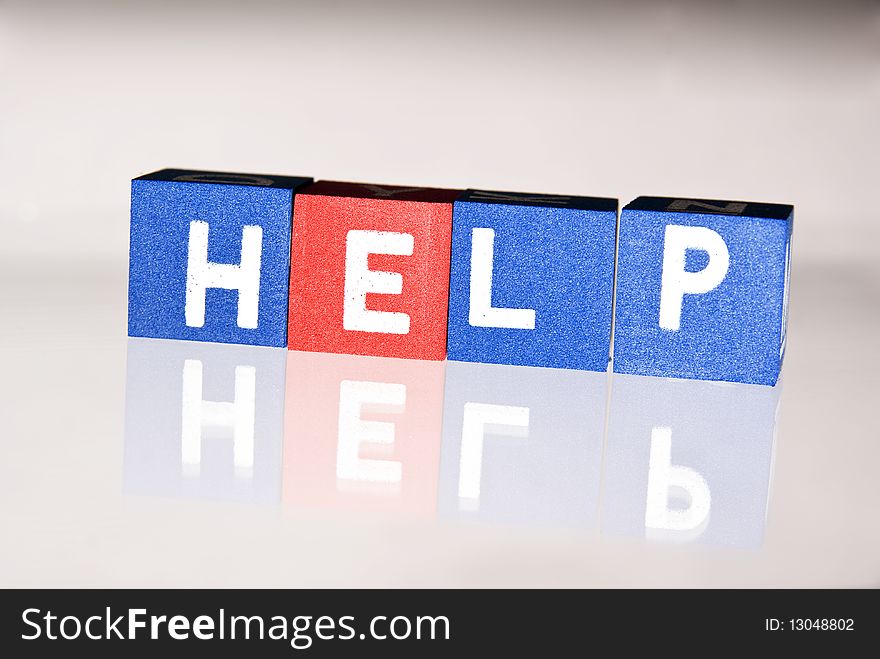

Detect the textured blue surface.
[
  {"left": 447, "top": 193, "right": 618, "bottom": 371},
  {"left": 128, "top": 172, "right": 310, "bottom": 346},
  {"left": 613, "top": 198, "right": 793, "bottom": 385}
]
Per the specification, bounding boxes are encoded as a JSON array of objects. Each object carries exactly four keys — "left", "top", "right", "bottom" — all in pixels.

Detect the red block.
[
  {"left": 283, "top": 351, "right": 445, "bottom": 517},
  {"left": 288, "top": 181, "right": 460, "bottom": 360}
]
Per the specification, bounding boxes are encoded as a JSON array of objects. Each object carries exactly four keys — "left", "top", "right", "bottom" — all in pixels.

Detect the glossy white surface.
[{"left": 0, "top": 257, "right": 877, "bottom": 587}]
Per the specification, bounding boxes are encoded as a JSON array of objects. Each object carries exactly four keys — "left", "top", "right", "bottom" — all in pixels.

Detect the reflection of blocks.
[
  {"left": 283, "top": 351, "right": 445, "bottom": 516},
  {"left": 447, "top": 190, "right": 617, "bottom": 371},
  {"left": 123, "top": 338, "right": 285, "bottom": 504},
  {"left": 128, "top": 169, "right": 311, "bottom": 347},
  {"left": 602, "top": 374, "right": 778, "bottom": 548},
  {"left": 287, "top": 181, "right": 460, "bottom": 360},
  {"left": 438, "top": 361, "right": 606, "bottom": 529},
  {"left": 614, "top": 197, "right": 793, "bottom": 385}
]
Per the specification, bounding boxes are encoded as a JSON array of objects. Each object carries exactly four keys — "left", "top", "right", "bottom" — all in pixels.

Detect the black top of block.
[
  {"left": 298, "top": 180, "right": 462, "bottom": 204},
  {"left": 459, "top": 189, "right": 618, "bottom": 213},
  {"left": 134, "top": 168, "right": 313, "bottom": 190},
  {"left": 625, "top": 196, "right": 793, "bottom": 220}
]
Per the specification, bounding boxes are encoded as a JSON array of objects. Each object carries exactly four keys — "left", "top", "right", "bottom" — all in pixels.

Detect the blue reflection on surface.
[{"left": 123, "top": 338, "right": 285, "bottom": 504}]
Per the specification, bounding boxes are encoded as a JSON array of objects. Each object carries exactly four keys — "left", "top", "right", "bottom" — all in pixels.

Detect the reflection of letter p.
[
  {"left": 644, "top": 426, "right": 710, "bottom": 540},
  {"left": 659, "top": 225, "right": 729, "bottom": 331}
]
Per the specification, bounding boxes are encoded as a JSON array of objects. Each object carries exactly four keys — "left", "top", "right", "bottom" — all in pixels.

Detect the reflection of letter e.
[{"left": 336, "top": 380, "right": 406, "bottom": 485}]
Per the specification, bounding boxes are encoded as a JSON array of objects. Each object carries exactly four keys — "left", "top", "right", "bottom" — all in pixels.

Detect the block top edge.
[
  {"left": 458, "top": 189, "right": 618, "bottom": 212},
  {"left": 133, "top": 168, "right": 313, "bottom": 190},
  {"left": 296, "top": 180, "right": 462, "bottom": 204},
  {"left": 624, "top": 196, "right": 793, "bottom": 220}
]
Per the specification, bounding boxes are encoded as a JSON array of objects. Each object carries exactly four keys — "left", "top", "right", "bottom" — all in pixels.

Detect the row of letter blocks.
[{"left": 129, "top": 169, "right": 793, "bottom": 385}]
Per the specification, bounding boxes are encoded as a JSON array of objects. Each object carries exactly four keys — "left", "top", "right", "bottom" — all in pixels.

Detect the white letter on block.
[
  {"left": 185, "top": 220, "right": 263, "bottom": 329},
  {"left": 458, "top": 402, "right": 530, "bottom": 511},
  {"left": 343, "top": 230, "right": 414, "bottom": 334},
  {"left": 181, "top": 360, "right": 256, "bottom": 478},
  {"left": 468, "top": 228, "right": 536, "bottom": 329},
  {"left": 659, "top": 225, "right": 729, "bottom": 331},
  {"left": 337, "top": 380, "right": 406, "bottom": 485},
  {"left": 644, "top": 426, "right": 710, "bottom": 539}
]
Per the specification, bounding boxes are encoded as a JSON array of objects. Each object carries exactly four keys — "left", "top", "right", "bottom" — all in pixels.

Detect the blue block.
[
  {"left": 128, "top": 169, "right": 312, "bottom": 347},
  {"left": 613, "top": 197, "right": 793, "bottom": 385},
  {"left": 446, "top": 189, "right": 618, "bottom": 371}
]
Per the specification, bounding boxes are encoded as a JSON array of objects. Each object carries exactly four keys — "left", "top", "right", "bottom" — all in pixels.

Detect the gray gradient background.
[{"left": 1, "top": 0, "right": 878, "bottom": 587}]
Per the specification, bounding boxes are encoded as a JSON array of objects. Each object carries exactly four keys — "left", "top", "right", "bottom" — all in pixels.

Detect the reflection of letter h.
[{"left": 181, "top": 359, "right": 256, "bottom": 478}]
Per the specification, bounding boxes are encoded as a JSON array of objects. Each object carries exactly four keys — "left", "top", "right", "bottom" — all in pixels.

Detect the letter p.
[{"left": 659, "top": 225, "right": 729, "bottom": 331}]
